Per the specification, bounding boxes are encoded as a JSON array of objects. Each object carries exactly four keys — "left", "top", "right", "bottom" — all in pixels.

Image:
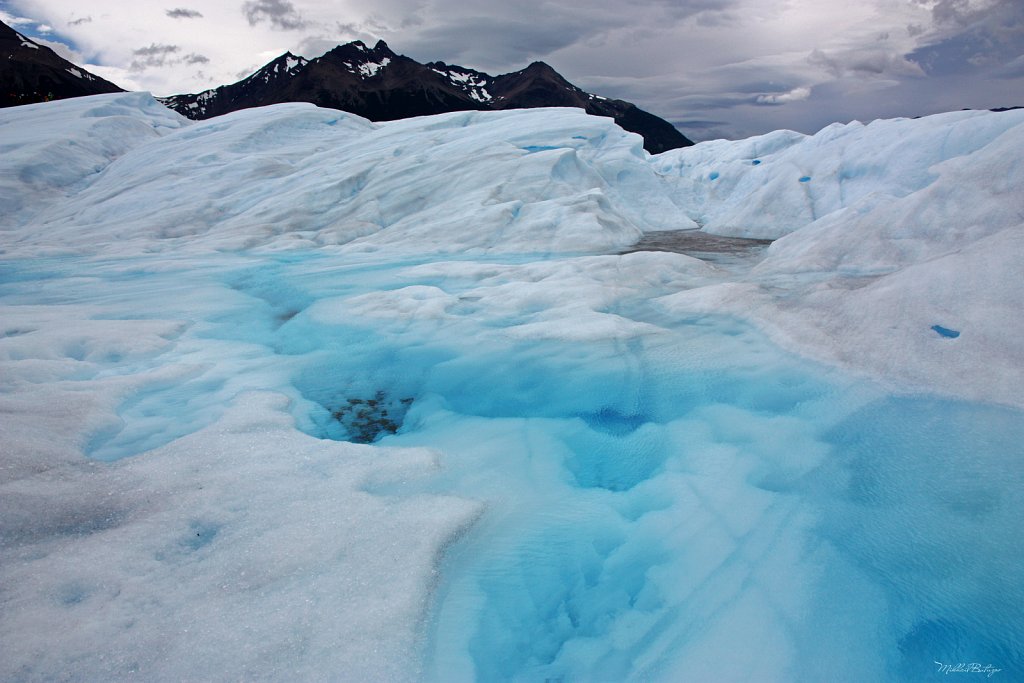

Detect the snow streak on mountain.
[
  {"left": 0, "top": 20, "right": 122, "bottom": 107},
  {"left": 1, "top": 94, "right": 1022, "bottom": 681},
  {"left": 158, "top": 40, "right": 693, "bottom": 154}
]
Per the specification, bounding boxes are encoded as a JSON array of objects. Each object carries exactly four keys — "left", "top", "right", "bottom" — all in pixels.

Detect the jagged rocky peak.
[
  {"left": 252, "top": 51, "right": 307, "bottom": 78},
  {"left": 320, "top": 39, "right": 398, "bottom": 78},
  {"left": 325, "top": 39, "right": 396, "bottom": 63},
  {"left": 159, "top": 39, "right": 694, "bottom": 153},
  {"left": 278, "top": 51, "right": 306, "bottom": 67}
]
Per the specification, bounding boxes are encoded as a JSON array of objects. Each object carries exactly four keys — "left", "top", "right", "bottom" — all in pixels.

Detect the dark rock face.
[
  {"left": 160, "top": 40, "right": 693, "bottom": 153},
  {"left": 158, "top": 52, "right": 310, "bottom": 119},
  {"left": 0, "top": 20, "right": 123, "bottom": 107}
]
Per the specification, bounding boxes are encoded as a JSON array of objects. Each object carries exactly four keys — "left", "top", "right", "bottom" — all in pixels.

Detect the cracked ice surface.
[{"left": 1, "top": 94, "right": 1022, "bottom": 681}]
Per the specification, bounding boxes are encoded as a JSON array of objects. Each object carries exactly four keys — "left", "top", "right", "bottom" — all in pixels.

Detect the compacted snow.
[{"left": 1, "top": 93, "right": 1021, "bottom": 681}]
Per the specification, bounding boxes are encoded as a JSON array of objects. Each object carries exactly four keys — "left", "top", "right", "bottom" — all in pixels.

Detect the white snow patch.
[{"left": 358, "top": 57, "right": 390, "bottom": 77}]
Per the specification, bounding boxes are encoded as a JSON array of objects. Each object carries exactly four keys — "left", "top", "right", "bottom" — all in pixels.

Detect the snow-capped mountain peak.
[
  {"left": 158, "top": 51, "right": 309, "bottom": 118},
  {"left": 159, "top": 40, "right": 693, "bottom": 153},
  {"left": 250, "top": 51, "right": 308, "bottom": 82}
]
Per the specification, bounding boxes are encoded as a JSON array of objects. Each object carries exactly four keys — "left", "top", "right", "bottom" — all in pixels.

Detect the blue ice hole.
[
  {"left": 562, "top": 420, "right": 666, "bottom": 491},
  {"left": 182, "top": 520, "right": 221, "bottom": 551},
  {"left": 709, "top": 171, "right": 720, "bottom": 180},
  {"left": 580, "top": 408, "right": 646, "bottom": 436},
  {"left": 521, "top": 145, "right": 561, "bottom": 153},
  {"left": 56, "top": 582, "right": 90, "bottom": 606},
  {"left": 752, "top": 159, "right": 761, "bottom": 165},
  {"left": 799, "top": 176, "right": 811, "bottom": 182},
  {"left": 931, "top": 324, "right": 960, "bottom": 339}
]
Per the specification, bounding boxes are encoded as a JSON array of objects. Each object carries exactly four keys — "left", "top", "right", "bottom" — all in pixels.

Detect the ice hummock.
[{"left": 1, "top": 94, "right": 1021, "bottom": 681}]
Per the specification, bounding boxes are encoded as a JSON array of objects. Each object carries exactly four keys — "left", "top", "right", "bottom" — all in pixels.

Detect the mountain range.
[
  {"left": 158, "top": 39, "right": 693, "bottom": 153},
  {"left": 0, "top": 20, "right": 122, "bottom": 106},
  {"left": 0, "top": 19, "right": 689, "bottom": 153}
]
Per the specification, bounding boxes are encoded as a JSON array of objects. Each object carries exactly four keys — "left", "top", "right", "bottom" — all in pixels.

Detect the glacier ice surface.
[{"left": 1, "top": 94, "right": 1022, "bottom": 681}]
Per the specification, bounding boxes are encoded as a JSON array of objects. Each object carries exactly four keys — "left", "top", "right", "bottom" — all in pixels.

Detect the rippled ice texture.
[
  {"left": 1, "top": 95, "right": 1022, "bottom": 681},
  {"left": 2, "top": 253, "right": 1020, "bottom": 681}
]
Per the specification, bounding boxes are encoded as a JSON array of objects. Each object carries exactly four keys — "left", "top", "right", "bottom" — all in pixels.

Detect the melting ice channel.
[{"left": 7, "top": 251, "right": 1022, "bottom": 682}]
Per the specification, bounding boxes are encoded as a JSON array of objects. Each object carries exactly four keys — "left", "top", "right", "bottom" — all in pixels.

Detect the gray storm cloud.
[
  {"left": 166, "top": 8, "right": 203, "bottom": 19},
  {"left": 242, "top": 0, "right": 308, "bottom": 30}
]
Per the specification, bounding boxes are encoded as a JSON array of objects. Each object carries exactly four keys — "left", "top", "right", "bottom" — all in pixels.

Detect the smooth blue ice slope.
[{"left": 1, "top": 95, "right": 1022, "bottom": 681}]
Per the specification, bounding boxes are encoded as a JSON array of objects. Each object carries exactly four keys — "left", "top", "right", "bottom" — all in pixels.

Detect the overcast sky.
[{"left": 3, "top": 0, "right": 1022, "bottom": 140}]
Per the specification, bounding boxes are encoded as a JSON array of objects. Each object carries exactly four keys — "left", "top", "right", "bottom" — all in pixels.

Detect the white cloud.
[
  {"left": 0, "top": 8, "right": 36, "bottom": 26},
  {"left": 756, "top": 86, "right": 812, "bottom": 105},
  {"left": 30, "top": 35, "right": 84, "bottom": 61},
  {"left": 808, "top": 48, "right": 927, "bottom": 79}
]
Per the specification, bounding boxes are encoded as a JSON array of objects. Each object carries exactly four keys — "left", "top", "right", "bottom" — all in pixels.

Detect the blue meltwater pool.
[{"left": 14, "top": 253, "right": 1018, "bottom": 682}]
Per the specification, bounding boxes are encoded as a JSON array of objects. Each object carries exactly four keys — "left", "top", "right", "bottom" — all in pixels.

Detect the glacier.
[{"left": 1, "top": 92, "right": 1022, "bottom": 681}]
